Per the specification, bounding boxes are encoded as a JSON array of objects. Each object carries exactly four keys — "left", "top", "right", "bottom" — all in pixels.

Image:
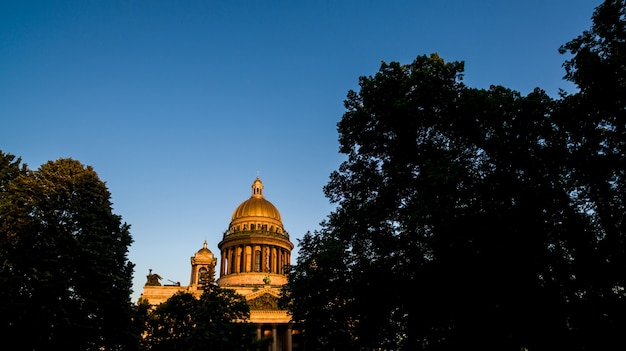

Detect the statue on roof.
[{"left": 145, "top": 269, "right": 162, "bottom": 286}]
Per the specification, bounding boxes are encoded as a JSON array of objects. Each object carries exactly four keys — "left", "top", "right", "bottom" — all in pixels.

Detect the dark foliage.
[
  {"left": 140, "top": 285, "right": 257, "bottom": 351},
  {"left": 0, "top": 154, "right": 136, "bottom": 351},
  {"left": 283, "top": 1, "right": 626, "bottom": 350}
]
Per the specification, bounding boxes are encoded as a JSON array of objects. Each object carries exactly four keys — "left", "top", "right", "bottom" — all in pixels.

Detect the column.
[
  {"left": 245, "top": 245, "right": 251, "bottom": 272},
  {"left": 265, "top": 246, "right": 271, "bottom": 272},
  {"left": 272, "top": 246, "right": 277, "bottom": 273},
  {"left": 286, "top": 324, "right": 293, "bottom": 351},
  {"left": 237, "top": 245, "right": 243, "bottom": 273},
  {"left": 272, "top": 325, "right": 277, "bottom": 351},
  {"left": 220, "top": 251, "right": 226, "bottom": 277}
]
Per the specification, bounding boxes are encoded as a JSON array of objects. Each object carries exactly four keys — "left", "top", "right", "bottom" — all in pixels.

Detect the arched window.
[{"left": 198, "top": 267, "right": 208, "bottom": 285}]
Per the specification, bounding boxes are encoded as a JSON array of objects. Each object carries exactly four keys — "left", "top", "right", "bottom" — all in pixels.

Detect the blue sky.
[{"left": 1, "top": 0, "right": 599, "bottom": 302}]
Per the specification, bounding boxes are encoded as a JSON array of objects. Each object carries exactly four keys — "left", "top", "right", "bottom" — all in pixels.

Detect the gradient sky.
[{"left": 1, "top": 0, "right": 599, "bottom": 302}]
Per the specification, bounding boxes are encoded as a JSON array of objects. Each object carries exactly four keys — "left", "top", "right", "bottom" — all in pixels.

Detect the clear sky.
[{"left": 1, "top": 0, "right": 599, "bottom": 302}]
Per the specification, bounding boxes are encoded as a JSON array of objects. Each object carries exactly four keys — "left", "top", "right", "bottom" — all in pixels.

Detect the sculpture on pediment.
[{"left": 248, "top": 293, "right": 279, "bottom": 310}]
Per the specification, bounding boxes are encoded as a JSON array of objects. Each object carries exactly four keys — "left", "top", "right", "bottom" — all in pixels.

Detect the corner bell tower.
[{"left": 189, "top": 240, "right": 217, "bottom": 290}]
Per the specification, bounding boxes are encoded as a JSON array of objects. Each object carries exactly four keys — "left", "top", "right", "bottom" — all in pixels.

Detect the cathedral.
[{"left": 139, "top": 177, "right": 299, "bottom": 351}]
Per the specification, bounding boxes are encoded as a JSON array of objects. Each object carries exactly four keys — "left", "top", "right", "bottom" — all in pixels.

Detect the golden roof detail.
[{"left": 230, "top": 177, "right": 283, "bottom": 225}]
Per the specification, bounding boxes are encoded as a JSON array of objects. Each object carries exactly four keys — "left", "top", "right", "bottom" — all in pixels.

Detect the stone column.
[
  {"left": 245, "top": 245, "right": 251, "bottom": 272},
  {"left": 264, "top": 245, "right": 270, "bottom": 272},
  {"left": 220, "top": 251, "right": 226, "bottom": 277},
  {"left": 280, "top": 248, "right": 286, "bottom": 274},
  {"left": 286, "top": 324, "right": 293, "bottom": 351},
  {"left": 271, "top": 246, "right": 277, "bottom": 273},
  {"left": 231, "top": 246, "right": 236, "bottom": 273},
  {"left": 271, "top": 325, "right": 277, "bottom": 351}
]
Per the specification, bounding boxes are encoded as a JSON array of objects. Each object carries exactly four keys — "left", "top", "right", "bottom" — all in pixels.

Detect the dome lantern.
[{"left": 252, "top": 177, "right": 263, "bottom": 197}]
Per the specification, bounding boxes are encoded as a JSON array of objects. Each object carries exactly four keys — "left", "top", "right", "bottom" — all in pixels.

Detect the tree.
[
  {"left": 556, "top": 0, "right": 626, "bottom": 348},
  {"left": 0, "top": 150, "right": 27, "bottom": 192},
  {"left": 191, "top": 285, "right": 257, "bottom": 351},
  {"left": 141, "top": 285, "right": 256, "bottom": 351},
  {"left": 0, "top": 155, "right": 136, "bottom": 351},
  {"left": 280, "top": 230, "right": 358, "bottom": 350},
  {"left": 284, "top": 2, "right": 626, "bottom": 349},
  {"left": 286, "top": 54, "right": 491, "bottom": 350},
  {"left": 560, "top": 0, "right": 626, "bottom": 110},
  {"left": 142, "top": 291, "right": 199, "bottom": 351}
]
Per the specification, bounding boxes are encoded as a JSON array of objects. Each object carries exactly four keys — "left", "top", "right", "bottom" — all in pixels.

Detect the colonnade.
[
  {"left": 220, "top": 244, "right": 291, "bottom": 276},
  {"left": 256, "top": 323, "right": 294, "bottom": 351}
]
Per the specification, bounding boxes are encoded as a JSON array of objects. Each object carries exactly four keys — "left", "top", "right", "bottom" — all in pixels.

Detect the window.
[{"left": 198, "top": 267, "right": 208, "bottom": 285}]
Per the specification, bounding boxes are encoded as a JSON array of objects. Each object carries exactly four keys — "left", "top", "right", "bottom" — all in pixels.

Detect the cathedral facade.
[{"left": 140, "top": 177, "right": 299, "bottom": 351}]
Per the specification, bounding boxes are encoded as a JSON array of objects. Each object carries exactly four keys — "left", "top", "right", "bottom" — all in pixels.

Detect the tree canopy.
[
  {"left": 140, "top": 285, "right": 257, "bottom": 351},
  {"left": 0, "top": 152, "right": 136, "bottom": 351},
  {"left": 283, "top": 1, "right": 626, "bottom": 350}
]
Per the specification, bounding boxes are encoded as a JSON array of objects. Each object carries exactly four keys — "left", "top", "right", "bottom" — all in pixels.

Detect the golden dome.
[
  {"left": 228, "top": 177, "right": 284, "bottom": 233},
  {"left": 231, "top": 196, "right": 282, "bottom": 221},
  {"left": 231, "top": 178, "right": 282, "bottom": 222}
]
